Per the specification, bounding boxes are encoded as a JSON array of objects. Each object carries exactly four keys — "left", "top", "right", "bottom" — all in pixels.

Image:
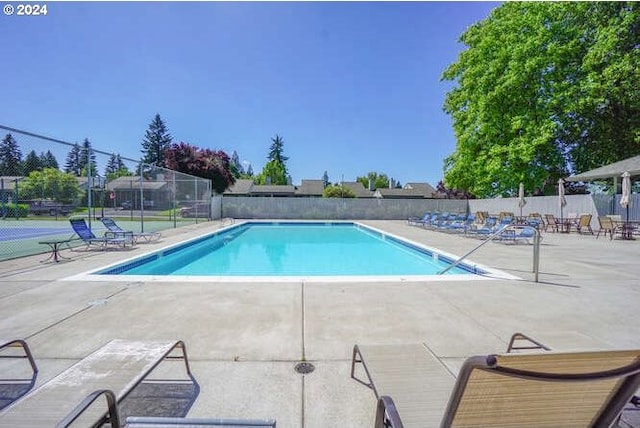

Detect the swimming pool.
[{"left": 76, "top": 221, "right": 514, "bottom": 282}]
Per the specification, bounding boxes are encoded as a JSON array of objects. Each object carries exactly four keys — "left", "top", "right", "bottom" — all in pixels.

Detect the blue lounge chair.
[
  {"left": 444, "top": 213, "right": 476, "bottom": 234},
  {"left": 69, "top": 218, "right": 132, "bottom": 249},
  {"left": 407, "top": 212, "right": 430, "bottom": 227},
  {"left": 101, "top": 217, "right": 161, "bottom": 243},
  {"left": 497, "top": 225, "right": 537, "bottom": 244}
]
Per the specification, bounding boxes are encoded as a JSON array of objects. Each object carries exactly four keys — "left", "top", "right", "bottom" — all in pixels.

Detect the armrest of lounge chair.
[
  {"left": 0, "top": 339, "right": 39, "bottom": 410},
  {"left": 374, "top": 396, "right": 403, "bottom": 428},
  {"left": 506, "top": 332, "right": 551, "bottom": 353}
]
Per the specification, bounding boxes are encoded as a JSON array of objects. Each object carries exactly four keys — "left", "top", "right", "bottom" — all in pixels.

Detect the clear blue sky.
[{"left": 1, "top": 1, "right": 499, "bottom": 186}]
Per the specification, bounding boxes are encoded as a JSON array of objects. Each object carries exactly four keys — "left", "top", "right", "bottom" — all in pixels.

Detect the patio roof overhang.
[{"left": 565, "top": 155, "right": 640, "bottom": 182}]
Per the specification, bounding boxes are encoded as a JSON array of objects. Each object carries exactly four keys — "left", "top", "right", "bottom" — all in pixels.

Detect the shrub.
[
  {"left": 1, "top": 203, "right": 29, "bottom": 218},
  {"left": 323, "top": 185, "right": 356, "bottom": 198}
]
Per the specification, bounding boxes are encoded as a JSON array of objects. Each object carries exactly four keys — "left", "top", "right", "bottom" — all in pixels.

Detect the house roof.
[
  {"left": 224, "top": 179, "right": 255, "bottom": 195},
  {"left": 296, "top": 180, "right": 325, "bottom": 196},
  {"left": 404, "top": 182, "right": 438, "bottom": 197},
  {"left": 566, "top": 155, "right": 640, "bottom": 182},
  {"left": 342, "top": 181, "right": 374, "bottom": 198},
  {"left": 105, "top": 176, "right": 167, "bottom": 190},
  {"left": 374, "top": 188, "right": 426, "bottom": 199},
  {"left": 250, "top": 185, "right": 297, "bottom": 196}
]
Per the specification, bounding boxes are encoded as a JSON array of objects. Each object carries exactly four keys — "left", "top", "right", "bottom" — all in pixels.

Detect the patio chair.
[
  {"left": 498, "top": 211, "right": 514, "bottom": 221},
  {"left": 69, "top": 218, "right": 132, "bottom": 249},
  {"left": 0, "top": 339, "right": 38, "bottom": 410},
  {"left": 576, "top": 213, "right": 594, "bottom": 235},
  {"left": 363, "top": 345, "right": 640, "bottom": 428},
  {"left": 59, "top": 389, "right": 277, "bottom": 428},
  {"left": 496, "top": 225, "right": 537, "bottom": 244},
  {"left": 1, "top": 340, "right": 199, "bottom": 427},
  {"left": 407, "top": 212, "right": 430, "bottom": 227},
  {"left": 101, "top": 217, "right": 161, "bottom": 243},
  {"left": 544, "top": 214, "right": 559, "bottom": 232}
]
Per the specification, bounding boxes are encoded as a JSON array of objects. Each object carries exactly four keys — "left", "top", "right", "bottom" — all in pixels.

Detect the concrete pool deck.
[{"left": 1, "top": 219, "right": 639, "bottom": 427}]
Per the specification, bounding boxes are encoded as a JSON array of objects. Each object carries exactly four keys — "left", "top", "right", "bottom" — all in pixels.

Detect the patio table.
[
  {"left": 38, "top": 238, "right": 73, "bottom": 263},
  {"left": 613, "top": 220, "right": 640, "bottom": 240},
  {"left": 556, "top": 218, "right": 577, "bottom": 233}
]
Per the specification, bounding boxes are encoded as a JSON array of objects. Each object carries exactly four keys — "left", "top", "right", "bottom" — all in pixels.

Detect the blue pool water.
[{"left": 99, "top": 222, "right": 482, "bottom": 277}]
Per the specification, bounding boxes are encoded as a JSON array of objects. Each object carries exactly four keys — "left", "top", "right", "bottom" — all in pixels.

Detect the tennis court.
[
  {"left": 0, "top": 219, "right": 170, "bottom": 261},
  {"left": 0, "top": 220, "right": 77, "bottom": 261}
]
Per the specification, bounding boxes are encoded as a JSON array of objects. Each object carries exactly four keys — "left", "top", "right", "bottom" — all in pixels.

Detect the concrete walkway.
[{"left": 1, "top": 220, "right": 639, "bottom": 427}]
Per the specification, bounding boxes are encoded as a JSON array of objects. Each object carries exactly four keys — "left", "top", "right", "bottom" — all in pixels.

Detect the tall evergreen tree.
[
  {"left": 64, "top": 143, "right": 82, "bottom": 176},
  {"left": 40, "top": 150, "right": 59, "bottom": 169},
  {"left": 141, "top": 114, "right": 172, "bottom": 167},
  {"left": 245, "top": 163, "right": 254, "bottom": 177},
  {"left": 105, "top": 153, "right": 119, "bottom": 176},
  {"left": 260, "top": 134, "right": 290, "bottom": 184},
  {"left": 105, "top": 153, "right": 131, "bottom": 179},
  {"left": 230, "top": 150, "right": 244, "bottom": 178},
  {"left": 79, "top": 138, "right": 97, "bottom": 176},
  {"left": 268, "top": 134, "right": 289, "bottom": 170},
  {"left": 322, "top": 171, "right": 329, "bottom": 188},
  {"left": 0, "top": 134, "right": 23, "bottom": 176},
  {"left": 23, "top": 150, "right": 43, "bottom": 175}
]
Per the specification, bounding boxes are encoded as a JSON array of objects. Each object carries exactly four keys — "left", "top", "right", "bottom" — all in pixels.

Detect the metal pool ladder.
[{"left": 437, "top": 225, "right": 541, "bottom": 282}]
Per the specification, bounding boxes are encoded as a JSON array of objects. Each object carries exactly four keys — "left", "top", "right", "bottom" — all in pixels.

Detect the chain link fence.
[{"left": 0, "top": 125, "right": 212, "bottom": 261}]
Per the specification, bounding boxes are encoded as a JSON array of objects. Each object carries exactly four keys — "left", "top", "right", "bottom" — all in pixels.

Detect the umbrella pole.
[{"left": 627, "top": 205, "right": 629, "bottom": 225}]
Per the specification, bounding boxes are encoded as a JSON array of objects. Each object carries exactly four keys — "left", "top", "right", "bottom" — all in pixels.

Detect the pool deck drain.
[{"left": 294, "top": 362, "right": 315, "bottom": 374}]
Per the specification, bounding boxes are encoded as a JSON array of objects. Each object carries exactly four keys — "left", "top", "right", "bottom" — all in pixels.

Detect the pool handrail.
[{"left": 438, "top": 225, "right": 541, "bottom": 282}]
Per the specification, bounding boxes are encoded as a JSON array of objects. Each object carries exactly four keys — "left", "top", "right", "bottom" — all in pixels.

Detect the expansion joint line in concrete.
[
  {"left": 301, "top": 281, "right": 306, "bottom": 362},
  {"left": 301, "top": 281, "right": 306, "bottom": 428},
  {"left": 24, "top": 287, "right": 130, "bottom": 341}
]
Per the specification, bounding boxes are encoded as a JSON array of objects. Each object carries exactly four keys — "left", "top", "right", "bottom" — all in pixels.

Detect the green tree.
[
  {"left": 19, "top": 168, "right": 81, "bottom": 203},
  {"left": 79, "top": 138, "right": 97, "bottom": 176},
  {"left": 0, "top": 134, "right": 22, "bottom": 176},
  {"left": 442, "top": 2, "right": 639, "bottom": 198},
  {"left": 230, "top": 150, "right": 243, "bottom": 178},
  {"left": 322, "top": 171, "right": 329, "bottom": 188},
  {"left": 40, "top": 150, "right": 59, "bottom": 169},
  {"left": 356, "top": 172, "right": 390, "bottom": 190},
  {"left": 262, "top": 134, "right": 289, "bottom": 183},
  {"left": 23, "top": 150, "right": 43, "bottom": 175},
  {"left": 105, "top": 153, "right": 132, "bottom": 180},
  {"left": 256, "top": 159, "right": 287, "bottom": 185},
  {"left": 141, "top": 114, "right": 172, "bottom": 167},
  {"left": 322, "top": 184, "right": 356, "bottom": 198},
  {"left": 268, "top": 134, "right": 289, "bottom": 167},
  {"left": 64, "top": 143, "right": 82, "bottom": 176}
]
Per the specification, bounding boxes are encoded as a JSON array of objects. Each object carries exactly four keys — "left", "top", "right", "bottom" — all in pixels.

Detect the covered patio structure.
[
  {"left": 566, "top": 155, "right": 640, "bottom": 189},
  {"left": 566, "top": 155, "right": 640, "bottom": 220}
]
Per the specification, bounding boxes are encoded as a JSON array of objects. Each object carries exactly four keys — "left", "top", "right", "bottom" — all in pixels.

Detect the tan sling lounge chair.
[
  {"left": 0, "top": 339, "right": 38, "bottom": 410},
  {"left": 353, "top": 344, "right": 640, "bottom": 428},
  {"left": 0, "top": 340, "right": 197, "bottom": 427}
]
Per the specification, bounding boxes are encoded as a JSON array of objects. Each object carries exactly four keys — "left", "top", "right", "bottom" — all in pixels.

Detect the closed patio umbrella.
[
  {"left": 558, "top": 178, "right": 566, "bottom": 219},
  {"left": 620, "top": 171, "right": 631, "bottom": 224},
  {"left": 518, "top": 182, "right": 527, "bottom": 217}
]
